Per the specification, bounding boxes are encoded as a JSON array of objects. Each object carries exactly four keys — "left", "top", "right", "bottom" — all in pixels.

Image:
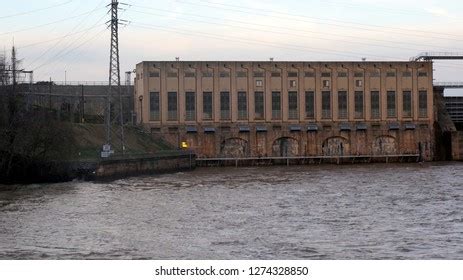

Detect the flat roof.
[{"left": 139, "top": 60, "right": 429, "bottom": 64}]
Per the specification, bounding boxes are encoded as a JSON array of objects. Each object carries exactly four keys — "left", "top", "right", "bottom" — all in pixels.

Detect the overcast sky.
[{"left": 1, "top": 0, "right": 462, "bottom": 84}]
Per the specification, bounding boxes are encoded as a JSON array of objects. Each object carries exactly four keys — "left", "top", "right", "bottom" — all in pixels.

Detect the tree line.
[{"left": 0, "top": 47, "right": 76, "bottom": 183}]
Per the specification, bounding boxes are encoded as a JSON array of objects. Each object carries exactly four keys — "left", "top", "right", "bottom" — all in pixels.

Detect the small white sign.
[{"left": 101, "top": 151, "right": 111, "bottom": 158}]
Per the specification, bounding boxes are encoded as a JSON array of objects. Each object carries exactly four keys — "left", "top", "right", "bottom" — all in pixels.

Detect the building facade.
[{"left": 135, "top": 61, "right": 435, "bottom": 160}]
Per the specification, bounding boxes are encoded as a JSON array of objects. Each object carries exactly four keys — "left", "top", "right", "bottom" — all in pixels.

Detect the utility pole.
[
  {"left": 125, "top": 71, "right": 132, "bottom": 125},
  {"left": 49, "top": 77, "right": 52, "bottom": 110},
  {"left": 22, "top": 70, "right": 33, "bottom": 110},
  {"left": 81, "top": 84, "right": 85, "bottom": 123},
  {"left": 11, "top": 46, "right": 16, "bottom": 95},
  {"left": 103, "top": 0, "right": 126, "bottom": 157}
]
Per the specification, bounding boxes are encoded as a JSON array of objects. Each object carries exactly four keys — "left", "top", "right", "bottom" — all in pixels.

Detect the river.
[{"left": 1, "top": 163, "right": 462, "bottom": 259}]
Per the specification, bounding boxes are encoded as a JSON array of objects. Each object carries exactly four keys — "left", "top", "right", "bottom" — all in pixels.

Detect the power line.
[
  {"left": 17, "top": 25, "right": 105, "bottom": 50},
  {"left": 25, "top": 0, "right": 108, "bottom": 70},
  {"left": 126, "top": 8, "right": 454, "bottom": 53},
  {"left": 33, "top": 28, "right": 106, "bottom": 71},
  {"left": 33, "top": 2, "right": 130, "bottom": 79},
  {"left": 127, "top": 22, "right": 463, "bottom": 70},
  {"left": 125, "top": 8, "right": 463, "bottom": 68},
  {"left": 129, "top": 22, "right": 399, "bottom": 60},
  {"left": 174, "top": 0, "right": 463, "bottom": 41},
  {"left": 38, "top": 28, "right": 108, "bottom": 79},
  {"left": 0, "top": 6, "right": 106, "bottom": 37},
  {"left": 0, "top": 0, "right": 74, "bottom": 20}
]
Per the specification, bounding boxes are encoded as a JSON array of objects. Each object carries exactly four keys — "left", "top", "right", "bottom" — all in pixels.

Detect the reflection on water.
[{"left": 1, "top": 163, "right": 463, "bottom": 259}]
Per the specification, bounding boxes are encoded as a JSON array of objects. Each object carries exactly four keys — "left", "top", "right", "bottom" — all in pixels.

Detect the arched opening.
[
  {"left": 373, "top": 136, "right": 397, "bottom": 155},
  {"left": 219, "top": 138, "right": 249, "bottom": 158},
  {"left": 272, "top": 137, "right": 299, "bottom": 157},
  {"left": 322, "top": 136, "right": 350, "bottom": 156}
]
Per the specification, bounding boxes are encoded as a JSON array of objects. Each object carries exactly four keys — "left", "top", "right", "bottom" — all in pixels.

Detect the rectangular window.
[
  {"left": 253, "top": 72, "right": 264, "bottom": 77},
  {"left": 322, "top": 91, "right": 331, "bottom": 119},
  {"left": 418, "top": 72, "right": 428, "bottom": 77},
  {"left": 271, "top": 72, "right": 281, "bottom": 77},
  {"left": 371, "top": 91, "right": 380, "bottom": 119},
  {"left": 305, "top": 91, "right": 315, "bottom": 119},
  {"left": 272, "top": 91, "right": 281, "bottom": 119},
  {"left": 354, "top": 72, "right": 364, "bottom": 77},
  {"left": 322, "top": 80, "right": 330, "bottom": 88},
  {"left": 256, "top": 80, "right": 263, "bottom": 87},
  {"left": 149, "top": 71, "right": 159, "bottom": 77},
  {"left": 289, "top": 80, "right": 297, "bottom": 88},
  {"left": 387, "top": 91, "right": 396, "bottom": 117},
  {"left": 386, "top": 72, "right": 396, "bottom": 77},
  {"left": 355, "top": 80, "right": 363, "bottom": 87},
  {"left": 402, "top": 71, "right": 412, "bottom": 77},
  {"left": 288, "top": 91, "right": 298, "bottom": 119},
  {"left": 355, "top": 91, "right": 364, "bottom": 119},
  {"left": 203, "top": 92, "right": 213, "bottom": 120},
  {"left": 321, "top": 72, "right": 331, "bottom": 77},
  {"left": 220, "top": 72, "right": 230, "bottom": 78},
  {"left": 220, "top": 91, "right": 230, "bottom": 120},
  {"left": 305, "top": 72, "right": 315, "bottom": 77},
  {"left": 238, "top": 91, "right": 247, "bottom": 120},
  {"left": 185, "top": 72, "right": 195, "bottom": 78},
  {"left": 370, "top": 71, "right": 380, "bottom": 77},
  {"left": 149, "top": 92, "right": 160, "bottom": 121},
  {"left": 403, "top": 91, "right": 412, "bottom": 118},
  {"left": 419, "top": 90, "right": 428, "bottom": 117},
  {"left": 254, "top": 91, "right": 264, "bottom": 120},
  {"left": 167, "top": 92, "right": 178, "bottom": 121},
  {"left": 237, "top": 71, "right": 247, "bottom": 78},
  {"left": 338, "top": 91, "right": 348, "bottom": 119},
  {"left": 167, "top": 72, "right": 178, "bottom": 78},
  {"left": 338, "top": 72, "right": 347, "bottom": 77},
  {"left": 202, "top": 71, "right": 213, "bottom": 77},
  {"left": 288, "top": 72, "right": 298, "bottom": 77},
  {"left": 185, "top": 92, "right": 195, "bottom": 121}
]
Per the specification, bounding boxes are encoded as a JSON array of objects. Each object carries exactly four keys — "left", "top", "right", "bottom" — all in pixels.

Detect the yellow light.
[{"left": 181, "top": 141, "right": 189, "bottom": 149}]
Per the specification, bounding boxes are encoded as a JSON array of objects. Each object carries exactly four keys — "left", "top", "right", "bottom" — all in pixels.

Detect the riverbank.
[{"left": 0, "top": 123, "right": 193, "bottom": 185}]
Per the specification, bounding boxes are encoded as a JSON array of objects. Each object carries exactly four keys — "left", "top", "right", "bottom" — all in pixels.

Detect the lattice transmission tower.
[{"left": 103, "top": 0, "right": 126, "bottom": 157}]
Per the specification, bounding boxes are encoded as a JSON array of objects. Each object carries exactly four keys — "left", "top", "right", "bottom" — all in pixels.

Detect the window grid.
[
  {"left": 338, "top": 91, "right": 348, "bottom": 119},
  {"left": 272, "top": 91, "right": 281, "bottom": 120},
  {"left": 371, "top": 91, "right": 380, "bottom": 119},
  {"left": 220, "top": 91, "right": 230, "bottom": 120},
  {"left": 254, "top": 91, "right": 264, "bottom": 120},
  {"left": 288, "top": 91, "right": 298, "bottom": 120},
  {"left": 305, "top": 91, "right": 315, "bottom": 119},
  {"left": 149, "top": 92, "right": 160, "bottom": 121},
  {"left": 185, "top": 92, "right": 195, "bottom": 121},
  {"left": 387, "top": 91, "right": 396, "bottom": 118},
  {"left": 322, "top": 91, "right": 331, "bottom": 119},
  {"left": 355, "top": 91, "right": 364, "bottom": 119},
  {"left": 203, "top": 92, "right": 213, "bottom": 120},
  {"left": 403, "top": 91, "right": 412, "bottom": 118},
  {"left": 167, "top": 92, "right": 178, "bottom": 121},
  {"left": 419, "top": 90, "right": 428, "bottom": 117},
  {"left": 238, "top": 91, "right": 247, "bottom": 120}
]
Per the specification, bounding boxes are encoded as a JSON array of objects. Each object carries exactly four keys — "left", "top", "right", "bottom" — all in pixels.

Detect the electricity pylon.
[{"left": 103, "top": 0, "right": 126, "bottom": 157}]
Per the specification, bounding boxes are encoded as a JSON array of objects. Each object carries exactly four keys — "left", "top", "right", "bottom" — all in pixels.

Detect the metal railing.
[
  {"left": 51, "top": 81, "right": 110, "bottom": 86},
  {"left": 434, "top": 82, "right": 463, "bottom": 88},
  {"left": 411, "top": 52, "right": 463, "bottom": 61}
]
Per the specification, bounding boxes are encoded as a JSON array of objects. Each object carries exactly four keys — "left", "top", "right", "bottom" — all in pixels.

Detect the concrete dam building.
[{"left": 135, "top": 61, "right": 434, "bottom": 161}]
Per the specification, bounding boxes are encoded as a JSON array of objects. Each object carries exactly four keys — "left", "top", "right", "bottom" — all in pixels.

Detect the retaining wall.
[{"left": 95, "top": 152, "right": 196, "bottom": 180}]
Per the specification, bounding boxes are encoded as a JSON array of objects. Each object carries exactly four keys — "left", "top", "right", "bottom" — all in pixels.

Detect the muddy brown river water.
[{"left": 1, "top": 163, "right": 462, "bottom": 259}]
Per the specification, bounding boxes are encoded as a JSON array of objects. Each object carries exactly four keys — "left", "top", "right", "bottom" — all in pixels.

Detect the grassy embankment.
[{"left": 72, "top": 124, "right": 175, "bottom": 161}]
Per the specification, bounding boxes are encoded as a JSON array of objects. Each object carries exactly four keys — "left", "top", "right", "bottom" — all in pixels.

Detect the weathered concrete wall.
[
  {"left": 95, "top": 153, "right": 196, "bottom": 180},
  {"left": 156, "top": 122, "right": 434, "bottom": 161},
  {"left": 454, "top": 131, "right": 463, "bottom": 161}
]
